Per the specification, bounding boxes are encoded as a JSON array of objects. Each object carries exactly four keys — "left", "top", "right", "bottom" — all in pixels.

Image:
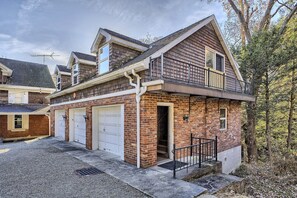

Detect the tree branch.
[
  {"left": 228, "top": 0, "right": 252, "bottom": 42},
  {"left": 279, "top": 4, "right": 297, "bottom": 35},
  {"left": 259, "top": 0, "right": 276, "bottom": 31}
]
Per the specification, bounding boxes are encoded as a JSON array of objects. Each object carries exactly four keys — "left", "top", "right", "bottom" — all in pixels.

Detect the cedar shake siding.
[
  {"left": 109, "top": 43, "right": 141, "bottom": 71},
  {"left": 28, "top": 92, "right": 49, "bottom": 104},
  {"left": 0, "top": 115, "right": 49, "bottom": 138},
  {"left": 78, "top": 63, "right": 97, "bottom": 83},
  {"left": 61, "top": 74, "right": 71, "bottom": 90},
  {"left": 0, "top": 90, "right": 8, "bottom": 103}
]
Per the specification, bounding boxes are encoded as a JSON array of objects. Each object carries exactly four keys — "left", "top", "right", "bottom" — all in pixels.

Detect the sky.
[{"left": 0, "top": 0, "right": 226, "bottom": 73}]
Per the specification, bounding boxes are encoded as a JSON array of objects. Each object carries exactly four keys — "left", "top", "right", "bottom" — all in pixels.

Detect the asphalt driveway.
[{"left": 0, "top": 138, "right": 148, "bottom": 198}]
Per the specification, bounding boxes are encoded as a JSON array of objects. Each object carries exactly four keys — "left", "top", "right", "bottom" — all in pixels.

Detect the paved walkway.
[{"left": 49, "top": 137, "right": 207, "bottom": 198}]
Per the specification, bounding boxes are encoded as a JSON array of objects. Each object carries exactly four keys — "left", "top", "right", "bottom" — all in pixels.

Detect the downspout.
[{"left": 124, "top": 69, "right": 147, "bottom": 168}]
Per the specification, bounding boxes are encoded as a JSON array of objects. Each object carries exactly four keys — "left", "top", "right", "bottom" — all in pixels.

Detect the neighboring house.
[
  {"left": 0, "top": 58, "right": 55, "bottom": 140},
  {"left": 48, "top": 15, "right": 255, "bottom": 173}
]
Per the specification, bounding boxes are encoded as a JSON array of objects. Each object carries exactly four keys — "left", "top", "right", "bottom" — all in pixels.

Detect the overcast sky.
[{"left": 0, "top": 0, "right": 226, "bottom": 73}]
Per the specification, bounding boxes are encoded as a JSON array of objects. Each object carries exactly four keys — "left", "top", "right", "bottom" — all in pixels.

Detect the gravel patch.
[{"left": 0, "top": 139, "right": 148, "bottom": 198}]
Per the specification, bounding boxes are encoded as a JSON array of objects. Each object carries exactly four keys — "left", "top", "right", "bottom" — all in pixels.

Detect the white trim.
[
  {"left": 0, "top": 63, "right": 13, "bottom": 76},
  {"left": 60, "top": 71, "right": 71, "bottom": 76},
  {"left": 91, "top": 28, "right": 148, "bottom": 53},
  {"left": 205, "top": 46, "right": 225, "bottom": 73},
  {"left": 0, "top": 85, "right": 55, "bottom": 93},
  {"left": 219, "top": 108, "right": 227, "bottom": 130},
  {"left": 56, "top": 73, "right": 61, "bottom": 91},
  {"left": 47, "top": 61, "right": 147, "bottom": 99},
  {"left": 142, "top": 80, "right": 164, "bottom": 86},
  {"left": 157, "top": 102, "right": 174, "bottom": 160},
  {"left": 67, "top": 52, "right": 96, "bottom": 69},
  {"left": 50, "top": 89, "right": 136, "bottom": 106}
]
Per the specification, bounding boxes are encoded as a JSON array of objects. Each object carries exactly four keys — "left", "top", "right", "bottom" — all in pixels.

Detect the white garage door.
[
  {"left": 73, "top": 109, "right": 86, "bottom": 145},
  {"left": 55, "top": 110, "right": 65, "bottom": 139},
  {"left": 98, "top": 106, "right": 123, "bottom": 158}
]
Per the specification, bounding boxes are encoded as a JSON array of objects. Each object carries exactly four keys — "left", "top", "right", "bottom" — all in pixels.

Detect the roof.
[
  {"left": 0, "top": 58, "right": 55, "bottom": 89},
  {"left": 57, "top": 65, "right": 71, "bottom": 73},
  {"left": 0, "top": 103, "right": 48, "bottom": 113},
  {"left": 103, "top": 29, "right": 149, "bottom": 47},
  {"left": 72, "top": 52, "right": 96, "bottom": 62},
  {"left": 121, "top": 15, "right": 213, "bottom": 67}
]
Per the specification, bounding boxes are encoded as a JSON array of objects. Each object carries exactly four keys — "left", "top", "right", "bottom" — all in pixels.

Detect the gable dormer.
[
  {"left": 67, "top": 52, "right": 97, "bottom": 86},
  {"left": 54, "top": 65, "right": 71, "bottom": 91},
  {"left": 91, "top": 28, "right": 148, "bottom": 74},
  {"left": 0, "top": 62, "right": 13, "bottom": 84}
]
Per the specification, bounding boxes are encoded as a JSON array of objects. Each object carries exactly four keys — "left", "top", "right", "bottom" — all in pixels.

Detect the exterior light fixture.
[
  {"left": 183, "top": 114, "right": 189, "bottom": 122},
  {"left": 83, "top": 115, "right": 88, "bottom": 121},
  {"left": 62, "top": 115, "right": 67, "bottom": 120}
]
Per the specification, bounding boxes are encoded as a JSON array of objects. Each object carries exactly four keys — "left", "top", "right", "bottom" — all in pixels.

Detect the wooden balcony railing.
[{"left": 149, "top": 56, "right": 253, "bottom": 95}]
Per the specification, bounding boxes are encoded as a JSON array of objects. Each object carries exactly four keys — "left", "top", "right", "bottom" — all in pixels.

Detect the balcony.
[{"left": 148, "top": 56, "right": 254, "bottom": 101}]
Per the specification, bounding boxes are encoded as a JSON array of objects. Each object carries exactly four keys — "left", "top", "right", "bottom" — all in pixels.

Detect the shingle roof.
[
  {"left": 0, "top": 58, "right": 55, "bottom": 89},
  {"left": 121, "top": 15, "right": 213, "bottom": 67},
  {"left": 103, "top": 29, "right": 149, "bottom": 48},
  {"left": 73, "top": 52, "right": 96, "bottom": 62},
  {"left": 0, "top": 104, "right": 48, "bottom": 113},
  {"left": 57, "top": 65, "right": 71, "bottom": 73}
]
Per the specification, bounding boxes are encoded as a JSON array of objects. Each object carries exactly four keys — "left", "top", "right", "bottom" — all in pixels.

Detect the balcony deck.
[{"left": 147, "top": 56, "right": 255, "bottom": 102}]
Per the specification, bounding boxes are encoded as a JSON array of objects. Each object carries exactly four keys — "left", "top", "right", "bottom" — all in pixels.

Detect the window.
[
  {"left": 205, "top": 47, "right": 225, "bottom": 72},
  {"left": 57, "top": 74, "right": 61, "bottom": 91},
  {"left": 219, "top": 108, "right": 227, "bottom": 130},
  {"left": 14, "top": 115, "right": 22, "bottom": 129},
  {"left": 98, "top": 44, "right": 109, "bottom": 74},
  {"left": 8, "top": 91, "right": 28, "bottom": 104},
  {"left": 72, "top": 63, "right": 79, "bottom": 85}
]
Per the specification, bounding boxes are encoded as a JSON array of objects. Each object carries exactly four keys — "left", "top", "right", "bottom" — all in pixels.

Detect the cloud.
[{"left": 17, "top": 0, "right": 47, "bottom": 35}]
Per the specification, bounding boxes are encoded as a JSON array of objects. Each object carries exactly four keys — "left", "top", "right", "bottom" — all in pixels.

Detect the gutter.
[{"left": 124, "top": 69, "right": 147, "bottom": 168}]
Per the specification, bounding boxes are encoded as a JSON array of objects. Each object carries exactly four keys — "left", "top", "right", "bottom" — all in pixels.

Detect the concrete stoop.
[{"left": 191, "top": 173, "right": 244, "bottom": 195}]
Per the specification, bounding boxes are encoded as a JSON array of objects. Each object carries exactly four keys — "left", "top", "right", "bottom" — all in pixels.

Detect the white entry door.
[
  {"left": 55, "top": 110, "right": 65, "bottom": 140},
  {"left": 98, "top": 106, "right": 123, "bottom": 158},
  {"left": 73, "top": 109, "right": 86, "bottom": 145}
]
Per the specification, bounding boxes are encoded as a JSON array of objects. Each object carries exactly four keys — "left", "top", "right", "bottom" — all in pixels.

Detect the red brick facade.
[
  {"left": 0, "top": 115, "right": 49, "bottom": 138},
  {"left": 50, "top": 92, "right": 241, "bottom": 168}
]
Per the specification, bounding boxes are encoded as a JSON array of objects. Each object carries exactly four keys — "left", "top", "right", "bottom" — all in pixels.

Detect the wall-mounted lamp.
[
  {"left": 83, "top": 115, "right": 88, "bottom": 121},
  {"left": 62, "top": 115, "right": 67, "bottom": 120},
  {"left": 183, "top": 114, "right": 189, "bottom": 122}
]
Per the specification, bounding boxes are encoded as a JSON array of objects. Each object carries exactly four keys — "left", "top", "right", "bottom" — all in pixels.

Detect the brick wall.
[
  {"left": 140, "top": 93, "right": 241, "bottom": 167},
  {"left": 28, "top": 92, "right": 49, "bottom": 104},
  {"left": 109, "top": 43, "right": 141, "bottom": 71},
  {"left": 0, "top": 90, "right": 8, "bottom": 103},
  {"left": 50, "top": 94, "right": 137, "bottom": 165},
  {"left": 0, "top": 115, "right": 49, "bottom": 138}
]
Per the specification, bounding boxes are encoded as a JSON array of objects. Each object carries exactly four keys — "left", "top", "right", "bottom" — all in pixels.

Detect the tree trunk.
[
  {"left": 239, "top": 0, "right": 246, "bottom": 46},
  {"left": 246, "top": 101, "right": 257, "bottom": 162},
  {"left": 265, "top": 70, "right": 271, "bottom": 160},
  {"left": 287, "top": 65, "right": 296, "bottom": 149}
]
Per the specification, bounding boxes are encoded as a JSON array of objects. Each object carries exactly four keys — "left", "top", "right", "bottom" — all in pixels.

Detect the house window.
[
  {"left": 57, "top": 74, "right": 61, "bottom": 91},
  {"left": 72, "top": 63, "right": 79, "bottom": 85},
  {"left": 8, "top": 91, "right": 28, "bottom": 104},
  {"left": 98, "top": 44, "right": 109, "bottom": 74},
  {"left": 205, "top": 47, "right": 225, "bottom": 72},
  {"left": 219, "top": 108, "right": 227, "bottom": 130},
  {"left": 14, "top": 115, "right": 22, "bottom": 129}
]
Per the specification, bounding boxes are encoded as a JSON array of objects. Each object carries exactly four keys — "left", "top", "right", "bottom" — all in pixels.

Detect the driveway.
[{"left": 0, "top": 138, "right": 148, "bottom": 198}]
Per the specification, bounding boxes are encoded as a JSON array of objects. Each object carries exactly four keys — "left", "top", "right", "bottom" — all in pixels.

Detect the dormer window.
[
  {"left": 98, "top": 44, "right": 109, "bottom": 74},
  {"left": 57, "top": 74, "right": 61, "bottom": 91},
  {"left": 72, "top": 63, "right": 79, "bottom": 85},
  {"left": 205, "top": 47, "right": 225, "bottom": 73}
]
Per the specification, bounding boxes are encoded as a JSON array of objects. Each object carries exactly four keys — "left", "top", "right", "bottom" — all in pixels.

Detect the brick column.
[
  {"left": 86, "top": 106, "right": 92, "bottom": 150},
  {"left": 50, "top": 107, "right": 55, "bottom": 136}
]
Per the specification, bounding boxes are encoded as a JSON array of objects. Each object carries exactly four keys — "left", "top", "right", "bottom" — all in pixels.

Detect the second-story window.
[
  {"left": 72, "top": 63, "right": 79, "bottom": 85},
  {"left": 205, "top": 47, "right": 225, "bottom": 73},
  {"left": 8, "top": 91, "right": 28, "bottom": 104},
  {"left": 57, "top": 74, "right": 61, "bottom": 91},
  {"left": 98, "top": 44, "right": 109, "bottom": 74}
]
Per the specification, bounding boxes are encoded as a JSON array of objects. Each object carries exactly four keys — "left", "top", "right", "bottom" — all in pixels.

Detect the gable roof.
[
  {"left": 67, "top": 51, "right": 96, "bottom": 68},
  {"left": 0, "top": 58, "right": 55, "bottom": 89},
  {"left": 91, "top": 28, "right": 148, "bottom": 53},
  {"left": 55, "top": 65, "right": 71, "bottom": 76}
]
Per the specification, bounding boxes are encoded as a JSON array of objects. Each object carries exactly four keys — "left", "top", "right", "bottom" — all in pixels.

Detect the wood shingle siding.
[{"left": 0, "top": 90, "right": 8, "bottom": 103}]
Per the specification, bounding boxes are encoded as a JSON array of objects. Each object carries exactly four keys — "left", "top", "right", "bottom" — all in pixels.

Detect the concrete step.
[
  {"left": 157, "top": 144, "right": 167, "bottom": 152},
  {"left": 157, "top": 150, "right": 169, "bottom": 158},
  {"left": 190, "top": 173, "right": 244, "bottom": 194}
]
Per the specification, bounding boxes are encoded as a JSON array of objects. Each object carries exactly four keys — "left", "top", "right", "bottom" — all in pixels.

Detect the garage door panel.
[
  {"left": 55, "top": 110, "right": 65, "bottom": 139},
  {"left": 97, "top": 106, "right": 123, "bottom": 158},
  {"left": 73, "top": 109, "right": 86, "bottom": 145}
]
